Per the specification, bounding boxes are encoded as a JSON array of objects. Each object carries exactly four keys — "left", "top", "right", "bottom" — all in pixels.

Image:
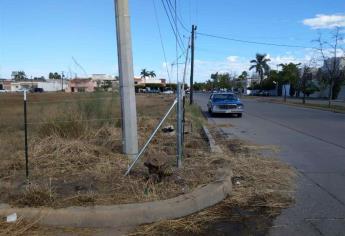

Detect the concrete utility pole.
[
  {"left": 61, "top": 71, "right": 64, "bottom": 92},
  {"left": 189, "top": 25, "right": 197, "bottom": 104},
  {"left": 114, "top": 0, "right": 138, "bottom": 160}
]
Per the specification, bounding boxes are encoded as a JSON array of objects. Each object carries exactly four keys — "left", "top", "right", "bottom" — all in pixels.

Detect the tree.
[
  {"left": 210, "top": 72, "right": 219, "bottom": 89},
  {"left": 33, "top": 76, "right": 46, "bottom": 81},
  {"left": 48, "top": 72, "right": 62, "bottom": 80},
  {"left": 11, "top": 71, "right": 27, "bottom": 81},
  {"left": 140, "top": 69, "right": 150, "bottom": 78},
  {"left": 316, "top": 27, "right": 345, "bottom": 107},
  {"left": 278, "top": 63, "right": 300, "bottom": 102},
  {"left": 217, "top": 73, "right": 231, "bottom": 89},
  {"left": 238, "top": 71, "right": 248, "bottom": 81},
  {"left": 149, "top": 71, "right": 156, "bottom": 78},
  {"left": 210, "top": 73, "right": 232, "bottom": 90},
  {"left": 249, "top": 53, "right": 271, "bottom": 85},
  {"left": 299, "top": 66, "right": 319, "bottom": 104}
]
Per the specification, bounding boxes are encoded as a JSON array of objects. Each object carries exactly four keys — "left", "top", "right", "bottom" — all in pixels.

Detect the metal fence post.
[
  {"left": 176, "top": 83, "right": 183, "bottom": 168},
  {"left": 124, "top": 99, "right": 177, "bottom": 176},
  {"left": 23, "top": 91, "right": 29, "bottom": 181}
]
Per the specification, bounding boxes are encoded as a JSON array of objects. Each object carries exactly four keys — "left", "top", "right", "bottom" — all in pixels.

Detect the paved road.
[{"left": 195, "top": 93, "right": 345, "bottom": 236}]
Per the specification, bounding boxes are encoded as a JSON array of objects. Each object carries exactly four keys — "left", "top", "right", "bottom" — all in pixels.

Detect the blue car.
[{"left": 207, "top": 92, "right": 244, "bottom": 117}]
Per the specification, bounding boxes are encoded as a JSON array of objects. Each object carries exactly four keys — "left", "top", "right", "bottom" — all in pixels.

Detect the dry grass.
[
  {"left": 132, "top": 129, "right": 296, "bottom": 235},
  {"left": 0, "top": 216, "right": 97, "bottom": 236},
  {"left": 0, "top": 92, "right": 220, "bottom": 209}
]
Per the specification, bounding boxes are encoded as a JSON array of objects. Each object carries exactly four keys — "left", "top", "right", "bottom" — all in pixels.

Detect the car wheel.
[{"left": 237, "top": 113, "right": 242, "bottom": 118}]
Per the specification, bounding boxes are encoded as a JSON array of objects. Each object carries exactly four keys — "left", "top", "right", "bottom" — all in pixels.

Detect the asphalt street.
[{"left": 195, "top": 93, "right": 345, "bottom": 236}]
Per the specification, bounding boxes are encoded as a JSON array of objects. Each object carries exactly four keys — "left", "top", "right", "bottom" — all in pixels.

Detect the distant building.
[
  {"left": 319, "top": 57, "right": 345, "bottom": 99},
  {"left": 134, "top": 76, "right": 167, "bottom": 92},
  {"left": 321, "top": 57, "right": 345, "bottom": 72},
  {"left": 134, "top": 76, "right": 166, "bottom": 86},
  {"left": 10, "top": 80, "right": 67, "bottom": 92},
  {"left": 0, "top": 79, "right": 10, "bottom": 90},
  {"left": 91, "top": 74, "right": 119, "bottom": 91},
  {"left": 66, "top": 78, "right": 97, "bottom": 93}
]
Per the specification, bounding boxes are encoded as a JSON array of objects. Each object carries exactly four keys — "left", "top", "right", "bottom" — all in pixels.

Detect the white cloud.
[
  {"left": 193, "top": 52, "right": 323, "bottom": 82},
  {"left": 194, "top": 56, "right": 250, "bottom": 82},
  {"left": 226, "top": 56, "right": 238, "bottom": 63},
  {"left": 267, "top": 54, "right": 301, "bottom": 67},
  {"left": 303, "top": 14, "right": 345, "bottom": 29}
]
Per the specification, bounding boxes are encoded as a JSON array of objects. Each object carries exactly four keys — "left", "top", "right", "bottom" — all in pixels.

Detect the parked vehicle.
[
  {"left": 31, "top": 88, "right": 44, "bottom": 93},
  {"left": 146, "top": 89, "right": 160, "bottom": 94},
  {"left": 207, "top": 92, "right": 244, "bottom": 117},
  {"left": 16, "top": 88, "right": 31, "bottom": 93},
  {"left": 163, "top": 90, "right": 174, "bottom": 94}
]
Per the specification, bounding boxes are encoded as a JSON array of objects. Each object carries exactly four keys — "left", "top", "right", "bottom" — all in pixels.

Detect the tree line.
[
  {"left": 193, "top": 28, "right": 345, "bottom": 107},
  {"left": 10, "top": 71, "right": 65, "bottom": 81}
]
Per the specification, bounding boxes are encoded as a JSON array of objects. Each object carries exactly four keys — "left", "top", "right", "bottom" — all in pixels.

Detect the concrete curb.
[
  {"left": 0, "top": 168, "right": 232, "bottom": 228},
  {"left": 202, "top": 125, "right": 223, "bottom": 153},
  {"left": 254, "top": 98, "right": 345, "bottom": 114}
]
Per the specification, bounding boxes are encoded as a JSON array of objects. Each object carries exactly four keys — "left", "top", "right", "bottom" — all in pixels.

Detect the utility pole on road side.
[
  {"left": 189, "top": 25, "right": 197, "bottom": 104},
  {"left": 61, "top": 71, "right": 64, "bottom": 92},
  {"left": 114, "top": 0, "right": 138, "bottom": 160}
]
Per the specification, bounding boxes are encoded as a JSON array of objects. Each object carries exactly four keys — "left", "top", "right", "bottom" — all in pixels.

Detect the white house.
[{"left": 10, "top": 80, "right": 67, "bottom": 92}]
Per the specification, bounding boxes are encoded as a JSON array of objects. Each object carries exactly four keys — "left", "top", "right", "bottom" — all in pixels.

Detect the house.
[
  {"left": 91, "top": 74, "right": 119, "bottom": 91},
  {"left": 134, "top": 76, "right": 167, "bottom": 92},
  {"left": 134, "top": 76, "right": 166, "bottom": 86},
  {"left": 10, "top": 80, "right": 67, "bottom": 92},
  {"left": 0, "top": 79, "right": 11, "bottom": 91},
  {"left": 66, "top": 78, "right": 97, "bottom": 93}
]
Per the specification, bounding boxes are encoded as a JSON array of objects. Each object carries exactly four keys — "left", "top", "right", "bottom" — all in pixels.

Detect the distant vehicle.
[
  {"left": 146, "top": 89, "right": 160, "bottom": 94},
  {"left": 31, "top": 88, "right": 44, "bottom": 93},
  {"left": 16, "top": 88, "right": 30, "bottom": 93},
  {"left": 0, "top": 90, "right": 9, "bottom": 93},
  {"left": 163, "top": 90, "right": 174, "bottom": 94},
  {"left": 207, "top": 92, "right": 244, "bottom": 117}
]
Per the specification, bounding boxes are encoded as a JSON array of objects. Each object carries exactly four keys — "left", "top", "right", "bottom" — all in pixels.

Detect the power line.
[
  {"left": 166, "top": 0, "right": 189, "bottom": 33},
  {"left": 160, "top": 0, "right": 186, "bottom": 52},
  {"left": 174, "top": 0, "right": 179, "bottom": 83},
  {"left": 165, "top": 0, "right": 188, "bottom": 42},
  {"left": 197, "top": 32, "right": 318, "bottom": 50},
  {"left": 152, "top": 0, "right": 171, "bottom": 83}
]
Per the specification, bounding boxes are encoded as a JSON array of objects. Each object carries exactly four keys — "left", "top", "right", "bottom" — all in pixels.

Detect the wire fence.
[{"left": 0, "top": 91, "right": 211, "bottom": 181}]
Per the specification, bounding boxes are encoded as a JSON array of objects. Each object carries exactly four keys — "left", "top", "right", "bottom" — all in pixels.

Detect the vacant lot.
[{"left": 0, "top": 92, "right": 220, "bottom": 209}]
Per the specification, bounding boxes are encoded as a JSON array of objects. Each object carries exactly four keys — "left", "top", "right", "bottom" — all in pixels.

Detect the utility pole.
[
  {"left": 176, "top": 83, "right": 183, "bottom": 168},
  {"left": 114, "top": 0, "right": 138, "bottom": 160},
  {"left": 61, "top": 71, "right": 64, "bottom": 92},
  {"left": 189, "top": 25, "right": 197, "bottom": 104}
]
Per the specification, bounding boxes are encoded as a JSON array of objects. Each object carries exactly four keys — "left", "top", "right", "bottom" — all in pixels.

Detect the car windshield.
[{"left": 212, "top": 94, "right": 237, "bottom": 101}]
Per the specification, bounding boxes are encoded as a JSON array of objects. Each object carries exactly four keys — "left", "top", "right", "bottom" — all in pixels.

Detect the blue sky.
[{"left": 0, "top": 0, "right": 344, "bottom": 82}]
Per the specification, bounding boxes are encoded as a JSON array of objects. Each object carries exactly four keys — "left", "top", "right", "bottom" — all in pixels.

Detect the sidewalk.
[{"left": 245, "top": 96, "right": 345, "bottom": 113}]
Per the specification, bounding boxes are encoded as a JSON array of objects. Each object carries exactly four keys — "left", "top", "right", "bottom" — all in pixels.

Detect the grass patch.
[{"left": 289, "top": 101, "right": 345, "bottom": 113}]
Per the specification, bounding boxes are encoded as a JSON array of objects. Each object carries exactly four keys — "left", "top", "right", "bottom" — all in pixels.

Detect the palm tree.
[
  {"left": 140, "top": 69, "right": 150, "bottom": 84},
  {"left": 140, "top": 69, "right": 150, "bottom": 78},
  {"left": 149, "top": 71, "right": 156, "bottom": 78},
  {"left": 249, "top": 53, "right": 271, "bottom": 84}
]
